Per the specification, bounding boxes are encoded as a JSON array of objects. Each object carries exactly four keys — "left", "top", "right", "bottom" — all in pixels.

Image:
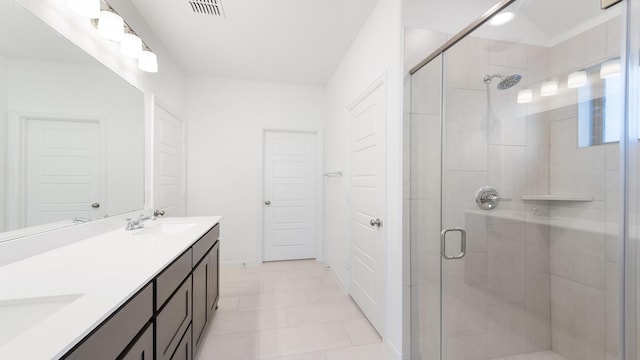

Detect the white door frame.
[
  {"left": 150, "top": 100, "right": 186, "bottom": 216},
  {"left": 6, "top": 112, "right": 106, "bottom": 230},
  {"left": 345, "top": 74, "right": 387, "bottom": 331},
  {"left": 260, "top": 128, "right": 324, "bottom": 264}
]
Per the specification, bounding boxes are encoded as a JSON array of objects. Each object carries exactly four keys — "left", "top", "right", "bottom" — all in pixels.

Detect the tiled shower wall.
[{"left": 407, "top": 14, "right": 622, "bottom": 360}]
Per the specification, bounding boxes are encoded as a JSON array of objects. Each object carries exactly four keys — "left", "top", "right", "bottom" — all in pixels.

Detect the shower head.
[{"left": 483, "top": 73, "right": 522, "bottom": 89}]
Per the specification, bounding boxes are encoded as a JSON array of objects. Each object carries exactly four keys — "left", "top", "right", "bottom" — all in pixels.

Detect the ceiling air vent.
[{"left": 189, "top": 0, "right": 225, "bottom": 17}]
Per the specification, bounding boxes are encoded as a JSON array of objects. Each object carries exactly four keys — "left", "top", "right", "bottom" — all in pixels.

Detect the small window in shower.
[{"left": 577, "top": 61, "right": 622, "bottom": 147}]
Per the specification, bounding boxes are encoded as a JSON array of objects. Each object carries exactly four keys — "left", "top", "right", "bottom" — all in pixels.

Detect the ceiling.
[
  {"left": 405, "top": 0, "right": 621, "bottom": 47},
  {"left": 131, "top": 0, "right": 380, "bottom": 85}
]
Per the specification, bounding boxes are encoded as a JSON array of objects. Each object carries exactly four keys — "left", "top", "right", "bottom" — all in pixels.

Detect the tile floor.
[{"left": 196, "top": 259, "right": 395, "bottom": 360}]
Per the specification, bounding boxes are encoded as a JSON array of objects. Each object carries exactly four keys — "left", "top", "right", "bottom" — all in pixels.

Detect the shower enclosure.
[{"left": 406, "top": 0, "right": 639, "bottom": 359}]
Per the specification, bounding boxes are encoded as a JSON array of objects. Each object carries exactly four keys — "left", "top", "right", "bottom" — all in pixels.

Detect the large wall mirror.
[{"left": 0, "top": 0, "right": 145, "bottom": 240}]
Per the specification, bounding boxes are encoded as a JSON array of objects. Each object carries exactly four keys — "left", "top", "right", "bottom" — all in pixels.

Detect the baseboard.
[{"left": 328, "top": 265, "right": 348, "bottom": 294}]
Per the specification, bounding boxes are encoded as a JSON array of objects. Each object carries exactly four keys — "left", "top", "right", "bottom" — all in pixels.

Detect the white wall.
[
  {"left": 0, "top": 55, "right": 7, "bottom": 232},
  {"left": 324, "top": 0, "right": 404, "bottom": 356},
  {"left": 186, "top": 77, "right": 326, "bottom": 265}
]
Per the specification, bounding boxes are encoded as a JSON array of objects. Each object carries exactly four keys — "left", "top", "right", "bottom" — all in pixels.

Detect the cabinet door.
[
  {"left": 171, "top": 325, "right": 192, "bottom": 360},
  {"left": 192, "top": 255, "right": 208, "bottom": 356},
  {"left": 156, "top": 276, "right": 192, "bottom": 360},
  {"left": 208, "top": 241, "right": 220, "bottom": 317}
]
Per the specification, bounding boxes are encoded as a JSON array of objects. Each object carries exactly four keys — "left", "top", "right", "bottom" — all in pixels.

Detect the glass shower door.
[{"left": 436, "top": 2, "right": 624, "bottom": 360}]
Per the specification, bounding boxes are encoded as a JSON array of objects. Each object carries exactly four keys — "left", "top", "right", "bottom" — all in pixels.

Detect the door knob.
[
  {"left": 369, "top": 218, "right": 382, "bottom": 227},
  {"left": 91, "top": 202, "right": 100, "bottom": 209},
  {"left": 265, "top": 200, "right": 271, "bottom": 205}
]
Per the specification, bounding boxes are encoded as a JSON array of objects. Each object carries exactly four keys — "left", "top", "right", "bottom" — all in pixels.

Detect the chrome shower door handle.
[{"left": 441, "top": 228, "right": 466, "bottom": 260}]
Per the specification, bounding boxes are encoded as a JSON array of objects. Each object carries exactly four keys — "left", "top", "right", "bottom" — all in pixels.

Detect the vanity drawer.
[
  {"left": 119, "top": 323, "right": 153, "bottom": 360},
  {"left": 156, "top": 248, "right": 192, "bottom": 310},
  {"left": 156, "top": 275, "right": 192, "bottom": 360},
  {"left": 64, "top": 284, "right": 153, "bottom": 360},
  {"left": 192, "top": 224, "right": 219, "bottom": 266}
]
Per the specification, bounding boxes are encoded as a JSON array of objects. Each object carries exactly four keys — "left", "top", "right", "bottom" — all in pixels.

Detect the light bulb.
[
  {"left": 517, "top": 89, "right": 533, "bottom": 103},
  {"left": 567, "top": 71, "right": 588, "bottom": 88},
  {"left": 540, "top": 80, "right": 558, "bottom": 96},
  {"left": 600, "top": 59, "right": 621, "bottom": 79},
  {"left": 98, "top": 11, "right": 124, "bottom": 42},
  {"left": 489, "top": 12, "right": 515, "bottom": 26},
  {"left": 121, "top": 33, "right": 143, "bottom": 59},
  {"left": 68, "top": 0, "right": 100, "bottom": 19},
  {"left": 139, "top": 50, "right": 158, "bottom": 73}
]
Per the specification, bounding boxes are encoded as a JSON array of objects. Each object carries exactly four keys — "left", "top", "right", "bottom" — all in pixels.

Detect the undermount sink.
[{"left": 0, "top": 294, "right": 83, "bottom": 346}]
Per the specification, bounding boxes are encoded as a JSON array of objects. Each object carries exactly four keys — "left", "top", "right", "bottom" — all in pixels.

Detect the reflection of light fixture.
[
  {"left": 139, "top": 50, "right": 158, "bottom": 73},
  {"left": 98, "top": 10, "right": 124, "bottom": 42},
  {"left": 600, "top": 59, "right": 621, "bottom": 78},
  {"left": 68, "top": 0, "right": 100, "bottom": 19},
  {"left": 567, "top": 71, "right": 588, "bottom": 88},
  {"left": 121, "top": 33, "right": 143, "bottom": 59},
  {"left": 489, "top": 12, "right": 515, "bottom": 26},
  {"left": 541, "top": 80, "right": 558, "bottom": 96},
  {"left": 517, "top": 89, "right": 533, "bottom": 103}
]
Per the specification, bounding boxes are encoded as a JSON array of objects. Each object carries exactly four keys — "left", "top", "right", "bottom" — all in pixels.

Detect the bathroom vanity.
[{"left": 0, "top": 216, "right": 221, "bottom": 360}]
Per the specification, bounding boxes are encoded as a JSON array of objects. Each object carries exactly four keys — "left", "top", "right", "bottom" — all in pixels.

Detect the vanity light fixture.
[
  {"left": 138, "top": 49, "right": 158, "bottom": 73},
  {"left": 70, "top": 0, "right": 159, "bottom": 73},
  {"left": 98, "top": 10, "right": 124, "bottom": 42},
  {"left": 600, "top": 59, "right": 621, "bottom": 78},
  {"left": 489, "top": 12, "right": 515, "bottom": 26},
  {"left": 540, "top": 80, "right": 558, "bottom": 96},
  {"left": 517, "top": 89, "right": 533, "bottom": 103},
  {"left": 567, "top": 70, "right": 588, "bottom": 88},
  {"left": 121, "top": 33, "right": 143, "bottom": 59},
  {"left": 68, "top": 0, "right": 100, "bottom": 19}
]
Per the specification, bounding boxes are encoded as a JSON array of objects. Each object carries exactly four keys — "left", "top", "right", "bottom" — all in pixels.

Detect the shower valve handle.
[{"left": 475, "top": 186, "right": 511, "bottom": 210}]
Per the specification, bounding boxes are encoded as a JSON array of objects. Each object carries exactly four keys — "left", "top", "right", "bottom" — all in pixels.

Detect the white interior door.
[
  {"left": 153, "top": 105, "right": 184, "bottom": 217},
  {"left": 263, "top": 131, "right": 317, "bottom": 261},
  {"left": 25, "top": 118, "right": 103, "bottom": 226},
  {"left": 348, "top": 80, "right": 386, "bottom": 334}
]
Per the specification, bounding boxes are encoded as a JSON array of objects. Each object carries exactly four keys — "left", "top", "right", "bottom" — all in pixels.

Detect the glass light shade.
[
  {"left": 489, "top": 12, "right": 515, "bottom": 26},
  {"left": 68, "top": 0, "right": 100, "bottom": 19},
  {"left": 540, "top": 80, "right": 558, "bottom": 96},
  {"left": 121, "top": 33, "right": 143, "bottom": 59},
  {"left": 98, "top": 11, "right": 124, "bottom": 42},
  {"left": 567, "top": 71, "right": 588, "bottom": 88},
  {"left": 517, "top": 89, "right": 533, "bottom": 103},
  {"left": 600, "top": 59, "right": 621, "bottom": 78},
  {"left": 138, "top": 50, "right": 158, "bottom": 73}
]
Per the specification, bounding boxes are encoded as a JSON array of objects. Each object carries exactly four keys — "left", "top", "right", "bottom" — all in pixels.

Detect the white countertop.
[{"left": 0, "top": 216, "right": 221, "bottom": 360}]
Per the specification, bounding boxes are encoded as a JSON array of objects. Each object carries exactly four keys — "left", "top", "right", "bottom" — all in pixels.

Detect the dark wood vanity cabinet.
[
  {"left": 192, "top": 225, "right": 221, "bottom": 357},
  {"left": 63, "top": 284, "right": 153, "bottom": 360},
  {"left": 61, "top": 222, "right": 220, "bottom": 360}
]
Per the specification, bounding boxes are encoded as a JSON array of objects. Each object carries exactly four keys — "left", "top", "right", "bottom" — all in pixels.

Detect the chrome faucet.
[
  {"left": 125, "top": 214, "right": 156, "bottom": 231},
  {"left": 73, "top": 217, "right": 91, "bottom": 224}
]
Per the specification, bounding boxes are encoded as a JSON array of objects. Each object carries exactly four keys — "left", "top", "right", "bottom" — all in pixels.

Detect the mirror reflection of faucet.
[
  {"left": 72, "top": 215, "right": 108, "bottom": 224},
  {"left": 125, "top": 214, "right": 157, "bottom": 231}
]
